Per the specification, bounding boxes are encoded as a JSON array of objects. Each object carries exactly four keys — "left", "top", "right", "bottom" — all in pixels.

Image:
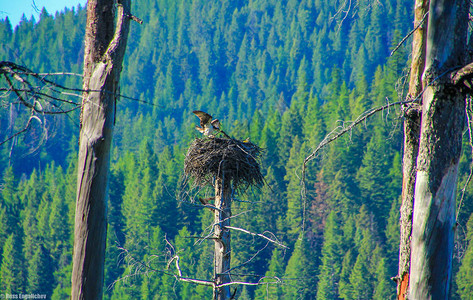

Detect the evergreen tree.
[
  {"left": 173, "top": 226, "right": 200, "bottom": 299},
  {"left": 1, "top": 167, "right": 20, "bottom": 232},
  {"left": 0, "top": 206, "right": 8, "bottom": 264},
  {"left": 373, "top": 257, "right": 393, "bottom": 300},
  {"left": 27, "top": 243, "right": 54, "bottom": 296},
  {"left": 282, "top": 237, "right": 303, "bottom": 298},
  {"left": 0, "top": 0, "right": 427, "bottom": 297},
  {"left": 284, "top": 136, "right": 303, "bottom": 240},
  {"left": 0, "top": 234, "right": 25, "bottom": 294},
  {"left": 49, "top": 190, "right": 70, "bottom": 262},
  {"left": 385, "top": 195, "right": 401, "bottom": 273},
  {"left": 338, "top": 249, "right": 354, "bottom": 299},
  {"left": 348, "top": 230, "right": 374, "bottom": 299},
  {"left": 254, "top": 248, "right": 285, "bottom": 300},
  {"left": 316, "top": 211, "right": 342, "bottom": 300},
  {"left": 356, "top": 125, "right": 394, "bottom": 230},
  {"left": 456, "top": 213, "right": 473, "bottom": 299}
]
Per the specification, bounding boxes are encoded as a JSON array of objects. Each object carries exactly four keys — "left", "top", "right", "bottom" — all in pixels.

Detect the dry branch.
[
  {"left": 390, "top": 11, "right": 429, "bottom": 57},
  {"left": 225, "top": 226, "right": 287, "bottom": 249},
  {"left": 300, "top": 97, "right": 418, "bottom": 237},
  {"left": 0, "top": 115, "right": 42, "bottom": 147},
  {"left": 452, "top": 62, "right": 473, "bottom": 90},
  {"left": 303, "top": 99, "right": 416, "bottom": 167},
  {"left": 113, "top": 242, "right": 284, "bottom": 294},
  {"left": 0, "top": 61, "right": 82, "bottom": 114}
]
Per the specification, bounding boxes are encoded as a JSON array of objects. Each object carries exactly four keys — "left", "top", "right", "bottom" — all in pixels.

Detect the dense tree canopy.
[{"left": 0, "top": 0, "right": 472, "bottom": 299}]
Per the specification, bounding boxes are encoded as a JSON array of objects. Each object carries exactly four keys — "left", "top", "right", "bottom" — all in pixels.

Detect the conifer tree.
[
  {"left": 1, "top": 167, "right": 19, "bottom": 215},
  {"left": 356, "top": 125, "right": 394, "bottom": 230},
  {"left": 316, "top": 211, "right": 342, "bottom": 300},
  {"left": 173, "top": 226, "right": 199, "bottom": 299},
  {"left": 282, "top": 237, "right": 303, "bottom": 299},
  {"left": 456, "top": 213, "right": 473, "bottom": 299},
  {"left": 338, "top": 249, "right": 354, "bottom": 299},
  {"left": 254, "top": 248, "right": 284, "bottom": 300},
  {"left": 373, "top": 257, "right": 393, "bottom": 300},
  {"left": 21, "top": 209, "right": 38, "bottom": 265},
  {"left": 0, "top": 205, "right": 9, "bottom": 261},
  {"left": 27, "top": 243, "right": 54, "bottom": 296},
  {"left": 385, "top": 196, "right": 401, "bottom": 268},
  {"left": 0, "top": 234, "right": 25, "bottom": 294},
  {"left": 284, "top": 136, "right": 303, "bottom": 239},
  {"left": 348, "top": 229, "right": 374, "bottom": 299},
  {"left": 50, "top": 190, "right": 70, "bottom": 261}
]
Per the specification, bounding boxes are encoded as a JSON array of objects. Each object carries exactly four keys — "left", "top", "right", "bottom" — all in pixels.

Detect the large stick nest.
[{"left": 184, "top": 137, "right": 264, "bottom": 191}]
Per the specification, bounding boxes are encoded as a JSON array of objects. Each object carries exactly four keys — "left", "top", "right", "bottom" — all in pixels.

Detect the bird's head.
[{"left": 211, "top": 119, "right": 220, "bottom": 130}]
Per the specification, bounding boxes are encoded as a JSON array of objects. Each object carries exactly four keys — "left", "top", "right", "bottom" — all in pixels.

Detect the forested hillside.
[{"left": 1, "top": 0, "right": 473, "bottom": 299}]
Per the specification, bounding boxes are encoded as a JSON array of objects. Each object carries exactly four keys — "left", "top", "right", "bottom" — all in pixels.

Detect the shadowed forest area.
[{"left": 1, "top": 0, "right": 473, "bottom": 299}]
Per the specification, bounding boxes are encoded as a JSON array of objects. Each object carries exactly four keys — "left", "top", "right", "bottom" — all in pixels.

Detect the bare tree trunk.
[
  {"left": 409, "top": 0, "right": 469, "bottom": 298},
  {"left": 213, "top": 177, "right": 232, "bottom": 300},
  {"left": 397, "top": 0, "right": 428, "bottom": 298},
  {"left": 71, "top": 1, "right": 131, "bottom": 299}
]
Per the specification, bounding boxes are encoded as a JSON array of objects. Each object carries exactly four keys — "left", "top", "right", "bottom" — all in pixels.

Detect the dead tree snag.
[{"left": 71, "top": 1, "right": 135, "bottom": 299}]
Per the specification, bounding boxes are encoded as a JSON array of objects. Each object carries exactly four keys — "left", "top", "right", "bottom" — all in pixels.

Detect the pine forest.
[{"left": 1, "top": 0, "right": 473, "bottom": 299}]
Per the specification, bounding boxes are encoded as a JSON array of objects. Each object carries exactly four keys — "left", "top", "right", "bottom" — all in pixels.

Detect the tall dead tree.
[
  {"left": 185, "top": 137, "right": 264, "bottom": 300},
  {"left": 408, "top": 0, "right": 470, "bottom": 298},
  {"left": 396, "top": 0, "right": 428, "bottom": 298},
  {"left": 71, "top": 0, "right": 133, "bottom": 298}
]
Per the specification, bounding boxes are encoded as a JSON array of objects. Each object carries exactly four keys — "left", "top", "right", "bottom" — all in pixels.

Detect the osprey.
[{"left": 193, "top": 110, "right": 220, "bottom": 137}]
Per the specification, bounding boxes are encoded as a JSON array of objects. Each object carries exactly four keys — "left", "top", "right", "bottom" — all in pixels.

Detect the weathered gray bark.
[
  {"left": 213, "top": 177, "right": 232, "bottom": 300},
  {"left": 71, "top": 1, "right": 131, "bottom": 299},
  {"left": 397, "top": 1, "right": 427, "bottom": 299},
  {"left": 398, "top": 107, "right": 421, "bottom": 299},
  {"left": 408, "top": 0, "right": 469, "bottom": 298}
]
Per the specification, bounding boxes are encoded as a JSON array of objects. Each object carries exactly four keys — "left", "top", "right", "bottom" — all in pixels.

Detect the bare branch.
[
  {"left": 0, "top": 61, "right": 160, "bottom": 111},
  {"left": 303, "top": 99, "right": 416, "bottom": 167},
  {"left": 0, "top": 61, "right": 163, "bottom": 148},
  {"left": 112, "top": 241, "right": 284, "bottom": 292},
  {"left": 0, "top": 114, "right": 42, "bottom": 147},
  {"left": 300, "top": 97, "right": 418, "bottom": 234},
  {"left": 225, "top": 226, "right": 287, "bottom": 249},
  {"left": 391, "top": 11, "right": 429, "bottom": 56},
  {"left": 451, "top": 61, "right": 473, "bottom": 88},
  {"left": 216, "top": 277, "right": 283, "bottom": 288},
  {"left": 124, "top": 12, "right": 143, "bottom": 24}
]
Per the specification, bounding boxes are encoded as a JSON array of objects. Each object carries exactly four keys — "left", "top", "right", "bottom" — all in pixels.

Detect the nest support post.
[
  {"left": 213, "top": 176, "right": 232, "bottom": 300},
  {"left": 184, "top": 137, "right": 264, "bottom": 300}
]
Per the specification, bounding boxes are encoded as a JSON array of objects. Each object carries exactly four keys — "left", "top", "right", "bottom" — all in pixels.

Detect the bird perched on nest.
[{"left": 193, "top": 110, "right": 221, "bottom": 137}]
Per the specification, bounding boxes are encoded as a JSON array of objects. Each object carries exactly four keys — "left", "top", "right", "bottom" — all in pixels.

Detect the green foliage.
[
  {"left": 27, "top": 243, "right": 55, "bottom": 296},
  {"left": 0, "top": 234, "right": 25, "bottom": 294},
  {"left": 255, "top": 248, "right": 284, "bottom": 299},
  {"left": 456, "top": 214, "right": 473, "bottom": 299},
  {"left": 4, "top": 0, "right": 471, "bottom": 298},
  {"left": 316, "top": 211, "right": 343, "bottom": 300}
]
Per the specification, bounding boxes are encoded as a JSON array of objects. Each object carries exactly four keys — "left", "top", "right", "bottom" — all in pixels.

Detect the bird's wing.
[{"left": 193, "top": 110, "right": 212, "bottom": 126}]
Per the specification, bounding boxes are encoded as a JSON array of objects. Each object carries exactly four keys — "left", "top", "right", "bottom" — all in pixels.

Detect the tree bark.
[
  {"left": 71, "top": 1, "right": 131, "bottom": 299},
  {"left": 213, "top": 177, "right": 232, "bottom": 300},
  {"left": 408, "top": 0, "right": 469, "bottom": 298},
  {"left": 397, "top": 0, "right": 428, "bottom": 299}
]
